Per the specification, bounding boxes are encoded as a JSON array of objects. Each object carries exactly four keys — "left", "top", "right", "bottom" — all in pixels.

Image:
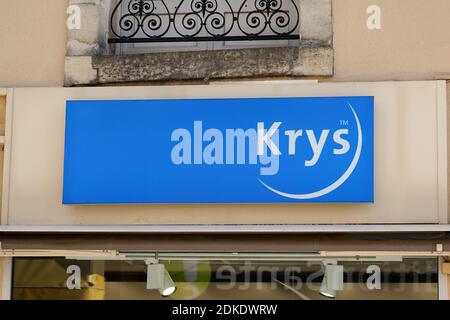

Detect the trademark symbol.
[{"left": 339, "top": 120, "right": 349, "bottom": 126}]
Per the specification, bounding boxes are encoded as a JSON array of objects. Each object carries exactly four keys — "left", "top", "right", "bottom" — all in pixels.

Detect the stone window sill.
[{"left": 65, "top": 45, "right": 333, "bottom": 86}]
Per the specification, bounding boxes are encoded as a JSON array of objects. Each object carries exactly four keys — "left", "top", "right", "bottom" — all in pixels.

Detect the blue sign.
[{"left": 63, "top": 97, "right": 374, "bottom": 204}]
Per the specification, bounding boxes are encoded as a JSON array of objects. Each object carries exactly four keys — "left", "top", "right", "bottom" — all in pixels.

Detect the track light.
[
  {"left": 320, "top": 264, "right": 344, "bottom": 299},
  {"left": 160, "top": 269, "right": 176, "bottom": 297},
  {"left": 146, "top": 263, "right": 177, "bottom": 297}
]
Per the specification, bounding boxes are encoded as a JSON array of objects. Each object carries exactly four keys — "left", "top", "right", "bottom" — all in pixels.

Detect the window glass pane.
[{"left": 12, "top": 256, "right": 439, "bottom": 300}]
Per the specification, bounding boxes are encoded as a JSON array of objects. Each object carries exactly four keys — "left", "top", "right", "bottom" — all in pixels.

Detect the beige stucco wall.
[
  {"left": 332, "top": 0, "right": 450, "bottom": 81},
  {"left": 3, "top": 81, "right": 446, "bottom": 225},
  {"left": 0, "top": 0, "right": 68, "bottom": 87}
]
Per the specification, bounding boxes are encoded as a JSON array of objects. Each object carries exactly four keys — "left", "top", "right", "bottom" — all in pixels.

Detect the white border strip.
[
  {"left": 439, "top": 257, "right": 449, "bottom": 300},
  {"left": 437, "top": 81, "right": 448, "bottom": 223},
  {"left": 1, "top": 257, "right": 12, "bottom": 300},
  {"left": 1, "top": 89, "right": 13, "bottom": 226},
  {"left": 0, "top": 224, "right": 450, "bottom": 234}
]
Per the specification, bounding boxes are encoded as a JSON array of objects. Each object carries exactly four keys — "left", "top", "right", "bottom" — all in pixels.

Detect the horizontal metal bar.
[
  {"left": 76, "top": 253, "right": 404, "bottom": 262},
  {"left": 133, "top": 252, "right": 404, "bottom": 262},
  {"left": 0, "top": 250, "right": 118, "bottom": 257},
  {"left": 0, "top": 224, "right": 450, "bottom": 234},
  {"left": 108, "top": 34, "right": 300, "bottom": 43}
]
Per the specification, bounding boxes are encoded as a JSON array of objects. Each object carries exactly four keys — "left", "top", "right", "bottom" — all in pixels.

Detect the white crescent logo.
[{"left": 258, "top": 103, "right": 362, "bottom": 200}]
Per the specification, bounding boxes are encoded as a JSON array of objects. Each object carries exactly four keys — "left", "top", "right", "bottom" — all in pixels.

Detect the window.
[
  {"left": 109, "top": 0, "right": 300, "bottom": 54},
  {"left": 12, "top": 256, "right": 439, "bottom": 300},
  {"left": 64, "top": 0, "right": 333, "bottom": 85}
]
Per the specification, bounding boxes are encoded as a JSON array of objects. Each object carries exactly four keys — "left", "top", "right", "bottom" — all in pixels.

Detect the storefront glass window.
[{"left": 11, "top": 256, "right": 438, "bottom": 300}]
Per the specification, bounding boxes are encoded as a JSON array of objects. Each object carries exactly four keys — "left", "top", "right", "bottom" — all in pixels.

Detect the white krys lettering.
[
  {"left": 305, "top": 129, "right": 330, "bottom": 167},
  {"left": 285, "top": 130, "right": 303, "bottom": 155},
  {"left": 203, "top": 128, "right": 224, "bottom": 164},
  {"left": 171, "top": 129, "right": 192, "bottom": 164},
  {"left": 258, "top": 122, "right": 282, "bottom": 156},
  {"left": 333, "top": 129, "right": 350, "bottom": 155}
]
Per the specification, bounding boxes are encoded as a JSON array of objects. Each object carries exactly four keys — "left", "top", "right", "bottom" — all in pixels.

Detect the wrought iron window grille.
[{"left": 109, "top": 0, "right": 300, "bottom": 43}]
